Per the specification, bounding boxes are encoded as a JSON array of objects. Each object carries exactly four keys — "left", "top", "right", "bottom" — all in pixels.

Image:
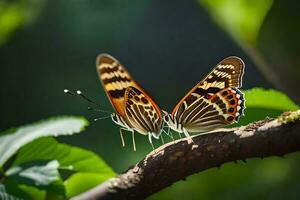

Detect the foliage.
[
  {"left": 237, "top": 88, "right": 299, "bottom": 125},
  {"left": 0, "top": 89, "right": 298, "bottom": 199},
  {"left": 0, "top": 184, "right": 22, "bottom": 200},
  {"left": 0, "top": 116, "right": 88, "bottom": 167},
  {"left": 199, "top": 0, "right": 273, "bottom": 44},
  {"left": 200, "top": 0, "right": 300, "bottom": 103},
  {"left": 0, "top": 117, "right": 115, "bottom": 200},
  {"left": 0, "top": 0, "right": 47, "bottom": 45}
]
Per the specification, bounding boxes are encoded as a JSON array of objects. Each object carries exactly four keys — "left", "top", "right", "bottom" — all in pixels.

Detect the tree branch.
[{"left": 72, "top": 110, "right": 300, "bottom": 200}]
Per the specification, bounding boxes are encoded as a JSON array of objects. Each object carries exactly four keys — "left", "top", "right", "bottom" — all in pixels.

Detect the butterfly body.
[
  {"left": 163, "top": 56, "right": 245, "bottom": 136},
  {"left": 96, "top": 54, "right": 163, "bottom": 150}
]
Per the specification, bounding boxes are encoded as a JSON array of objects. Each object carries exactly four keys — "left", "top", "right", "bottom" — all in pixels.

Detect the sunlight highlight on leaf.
[
  {"left": 236, "top": 88, "right": 299, "bottom": 125},
  {"left": 244, "top": 88, "right": 299, "bottom": 111},
  {"left": 199, "top": 0, "right": 273, "bottom": 44},
  {"left": 6, "top": 161, "right": 60, "bottom": 187}
]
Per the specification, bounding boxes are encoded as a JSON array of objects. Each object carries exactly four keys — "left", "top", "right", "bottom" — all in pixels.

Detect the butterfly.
[
  {"left": 96, "top": 54, "right": 163, "bottom": 151},
  {"left": 163, "top": 56, "right": 245, "bottom": 137}
]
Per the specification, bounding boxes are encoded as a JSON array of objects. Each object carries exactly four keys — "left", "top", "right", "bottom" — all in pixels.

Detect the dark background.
[{"left": 1, "top": 0, "right": 299, "bottom": 199}]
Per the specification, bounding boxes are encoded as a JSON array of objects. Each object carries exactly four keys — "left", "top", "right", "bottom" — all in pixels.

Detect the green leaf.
[
  {"left": 243, "top": 88, "right": 299, "bottom": 111},
  {"left": 6, "top": 161, "right": 60, "bottom": 187},
  {"left": 0, "top": 1, "right": 47, "bottom": 46},
  {"left": 199, "top": 0, "right": 273, "bottom": 44},
  {"left": 0, "top": 116, "right": 89, "bottom": 168},
  {"left": 237, "top": 88, "right": 299, "bottom": 125},
  {"left": 5, "top": 137, "right": 114, "bottom": 199},
  {"left": 3, "top": 178, "right": 46, "bottom": 200},
  {"left": 0, "top": 183, "right": 23, "bottom": 200},
  {"left": 64, "top": 173, "right": 113, "bottom": 198},
  {"left": 11, "top": 138, "right": 115, "bottom": 175}
]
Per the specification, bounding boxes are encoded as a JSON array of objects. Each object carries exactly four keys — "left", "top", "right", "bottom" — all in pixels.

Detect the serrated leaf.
[
  {"left": 6, "top": 161, "right": 60, "bottom": 187},
  {"left": 11, "top": 138, "right": 115, "bottom": 175},
  {"left": 0, "top": 116, "right": 89, "bottom": 168},
  {"left": 0, "top": 184, "right": 23, "bottom": 200}
]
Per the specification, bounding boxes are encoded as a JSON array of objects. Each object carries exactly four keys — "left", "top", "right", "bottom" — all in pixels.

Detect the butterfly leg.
[
  {"left": 119, "top": 128, "right": 126, "bottom": 147},
  {"left": 178, "top": 132, "right": 182, "bottom": 138},
  {"left": 165, "top": 126, "right": 174, "bottom": 140},
  {"left": 182, "top": 128, "right": 190, "bottom": 137},
  {"left": 168, "top": 127, "right": 175, "bottom": 141},
  {"left": 148, "top": 133, "right": 155, "bottom": 150},
  {"left": 183, "top": 128, "right": 194, "bottom": 143},
  {"left": 131, "top": 130, "right": 137, "bottom": 152},
  {"left": 162, "top": 128, "right": 173, "bottom": 140},
  {"left": 160, "top": 134, "right": 165, "bottom": 144}
]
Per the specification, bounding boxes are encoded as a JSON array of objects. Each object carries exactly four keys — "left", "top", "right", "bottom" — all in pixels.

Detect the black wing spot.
[
  {"left": 227, "top": 116, "right": 234, "bottom": 121},
  {"left": 227, "top": 94, "right": 234, "bottom": 99},
  {"left": 229, "top": 99, "right": 235, "bottom": 105},
  {"left": 228, "top": 107, "right": 234, "bottom": 113},
  {"left": 222, "top": 91, "right": 228, "bottom": 96},
  {"left": 134, "top": 96, "right": 140, "bottom": 101},
  {"left": 141, "top": 97, "right": 148, "bottom": 104}
]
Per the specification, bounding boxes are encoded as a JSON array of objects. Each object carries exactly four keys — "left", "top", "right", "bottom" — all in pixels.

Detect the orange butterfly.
[
  {"left": 96, "top": 54, "right": 163, "bottom": 151},
  {"left": 163, "top": 56, "right": 245, "bottom": 137}
]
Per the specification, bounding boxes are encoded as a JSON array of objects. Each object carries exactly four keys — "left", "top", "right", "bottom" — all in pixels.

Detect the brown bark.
[{"left": 72, "top": 110, "right": 300, "bottom": 200}]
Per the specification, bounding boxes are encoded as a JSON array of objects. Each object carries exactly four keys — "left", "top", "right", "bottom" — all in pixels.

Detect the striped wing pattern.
[
  {"left": 172, "top": 56, "right": 244, "bottom": 116},
  {"left": 96, "top": 54, "right": 144, "bottom": 116},
  {"left": 96, "top": 54, "right": 162, "bottom": 137},
  {"left": 172, "top": 56, "right": 245, "bottom": 132},
  {"left": 177, "top": 88, "right": 244, "bottom": 132},
  {"left": 124, "top": 86, "right": 162, "bottom": 138}
]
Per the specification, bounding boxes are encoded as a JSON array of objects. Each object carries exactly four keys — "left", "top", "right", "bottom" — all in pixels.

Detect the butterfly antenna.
[
  {"left": 64, "top": 89, "right": 111, "bottom": 114},
  {"left": 64, "top": 89, "right": 99, "bottom": 106},
  {"left": 94, "top": 116, "right": 111, "bottom": 121},
  {"left": 87, "top": 107, "right": 111, "bottom": 114},
  {"left": 64, "top": 89, "right": 76, "bottom": 96},
  {"left": 76, "top": 90, "right": 100, "bottom": 106}
]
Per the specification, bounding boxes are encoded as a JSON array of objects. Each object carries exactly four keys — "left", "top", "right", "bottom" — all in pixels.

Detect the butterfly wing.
[
  {"left": 97, "top": 54, "right": 149, "bottom": 116},
  {"left": 180, "top": 88, "right": 245, "bottom": 133},
  {"left": 124, "top": 86, "right": 162, "bottom": 138},
  {"left": 172, "top": 56, "right": 244, "bottom": 117}
]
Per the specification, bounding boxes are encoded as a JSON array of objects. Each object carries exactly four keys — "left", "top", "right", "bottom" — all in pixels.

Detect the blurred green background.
[{"left": 1, "top": 0, "right": 299, "bottom": 199}]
